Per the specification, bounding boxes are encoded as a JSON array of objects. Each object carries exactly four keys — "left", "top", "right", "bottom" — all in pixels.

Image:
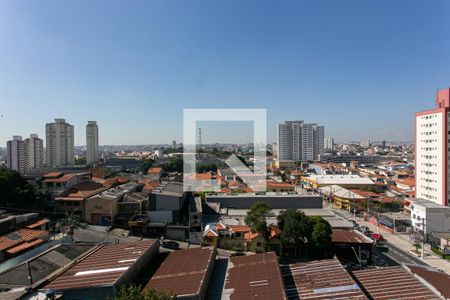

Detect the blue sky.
[{"left": 0, "top": 0, "right": 449, "bottom": 146}]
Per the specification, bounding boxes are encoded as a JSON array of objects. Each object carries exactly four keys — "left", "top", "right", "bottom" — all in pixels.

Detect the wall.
[{"left": 206, "top": 195, "right": 322, "bottom": 209}]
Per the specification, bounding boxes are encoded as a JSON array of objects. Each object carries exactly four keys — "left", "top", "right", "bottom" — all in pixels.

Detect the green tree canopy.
[
  {"left": 245, "top": 201, "right": 273, "bottom": 235},
  {"left": 116, "top": 284, "right": 173, "bottom": 300},
  {"left": 277, "top": 209, "right": 309, "bottom": 247},
  {"left": 307, "top": 216, "right": 333, "bottom": 259},
  {"left": 139, "top": 159, "right": 155, "bottom": 174},
  {"left": 0, "top": 167, "right": 39, "bottom": 208}
]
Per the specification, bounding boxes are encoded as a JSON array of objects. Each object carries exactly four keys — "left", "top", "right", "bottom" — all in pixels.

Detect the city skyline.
[{"left": 1, "top": 1, "right": 449, "bottom": 145}]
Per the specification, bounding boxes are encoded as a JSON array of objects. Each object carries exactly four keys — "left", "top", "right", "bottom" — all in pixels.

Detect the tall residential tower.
[
  {"left": 277, "top": 121, "right": 324, "bottom": 161},
  {"left": 86, "top": 121, "right": 99, "bottom": 165},
  {"left": 415, "top": 88, "right": 450, "bottom": 206},
  {"left": 6, "top": 136, "right": 25, "bottom": 173},
  {"left": 24, "top": 134, "right": 44, "bottom": 171},
  {"left": 45, "top": 119, "right": 74, "bottom": 167}
]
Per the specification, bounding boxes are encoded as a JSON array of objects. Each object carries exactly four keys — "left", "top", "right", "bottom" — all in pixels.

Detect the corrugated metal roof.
[
  {"left": 353, "top": 266, "right": 441, "bottom": 300},
  {"left": 282, "top": 258, "right": 366, "bottom": 299},
  {"left": 223, "top": 252, "right": 286, "bottom": 300},
  {"left": 46, "top": 240, "right": 157, "bottom": 291},
  {"left": 145, "top": 247, "right": 215, "bottom": 297}
]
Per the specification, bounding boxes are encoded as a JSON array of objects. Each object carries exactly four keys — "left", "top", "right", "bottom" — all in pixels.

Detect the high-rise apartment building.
[
  {"left": 277, "top": 121, "right": 324, "bottom": 161},
  {"left": 46, "top": 118, "right": 75, "bottom": 167},
  {"left": 24, "top": 134, "right": 44, "bottom": 171},
  {"left": 6, "top": 136, "right": 25, "bottom": 173},
  {"left": 325, "top": 137, "right": 335, "bottom": 151},
  {"left": 86, "top": 121, "right": 99, "bottom": 165},
  {"left": 415, "top": 88, "right": 450, "bottom": 206},
  {"left": 360, "top": 140, "right": 371, "bottom": 148}
]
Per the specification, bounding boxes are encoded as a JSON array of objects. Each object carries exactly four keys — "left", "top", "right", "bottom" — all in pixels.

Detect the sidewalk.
[{"left": 356, "top": 216, "right": 450, "bottom": 274}]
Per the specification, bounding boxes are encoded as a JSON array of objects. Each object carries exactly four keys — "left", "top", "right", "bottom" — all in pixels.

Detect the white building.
[
  {"left": 360, "top": 140, "right": 371, "bottom": 148},
  {"left": 24, "top": 134, "right": 44, "bottom": 171},
  {"left": 6, "top": 136, "right": 25, "bottom": 174},
  {"left": 325, "top": 137, "right": 335, "bottom": 150},
  {"left": 277, "top": 121, "right": 324, "bottom": 161},
  {"left": 86, "top": 121, "right": 99, "bottom": 165},
  {"left": 410, "top": 198, "right": 450, "bottom": 236},
  {"left": 415, "top": 88, "right": 450, "bottom": 206},
  {"left": 45, "top": 118, "right": 75, "bottom": 168}
]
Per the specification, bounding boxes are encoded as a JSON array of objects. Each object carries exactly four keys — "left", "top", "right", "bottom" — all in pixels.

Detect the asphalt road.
[{"left": 384, "top": 241, "right": 429, "bottom": 267}]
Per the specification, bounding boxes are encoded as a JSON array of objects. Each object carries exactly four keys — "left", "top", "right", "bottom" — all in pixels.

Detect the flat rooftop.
[
  {"left": 353, "top": 266, "right": 441, "bottom": 300},
  {"left": 145, "top": 247, "right": 215, "bottom": 298},
  {"left": 304, "top": 175, "right": 374, "bottom": 185},
  {"left": 222, "top": 252, "right": 286, "bottom": 300},
  {"left": 46, "top": 240, "right": 157, "bottom": 291},
  {"left": 410, "top": 198, "right": 449, "bottom": 209},
  {"left": 282, "top": 258, "right": 366, "bottom": 299}
]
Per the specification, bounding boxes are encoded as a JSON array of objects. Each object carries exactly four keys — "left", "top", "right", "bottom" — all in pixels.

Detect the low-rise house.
[
  {"left": 55, "top": 180, "right": 109, "bottom": 219},
  {"left": 266, "top": 181, "right": 295, "bottom": 192},
  {"left": 245, "top": 226, "right": 282, "bottom": 254},
  {"left": 147, "top": 167, "right": 163, "bottom": 182}
]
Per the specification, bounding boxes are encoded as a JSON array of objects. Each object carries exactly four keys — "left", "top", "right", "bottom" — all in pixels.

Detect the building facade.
[
  {"left": 325, "top": 137, "right": 335, "bottom": 150},
  {"left": 24, "top": 134, "right": 44, "bottom": 171},
  {"left": 415, "top": 88, "right": 450, "bottom": 206},
  {"left": 86, "top": 121, "right": 99, "bottom": 165},
  {"left": 6, "top": 136, "right": 25, "bottom": 174},
  {"left": 45, "top": 119, "right": 74, "bottom": 168},
  {"left": 277, "top": 121, "right": 324, "bottom": 161}
]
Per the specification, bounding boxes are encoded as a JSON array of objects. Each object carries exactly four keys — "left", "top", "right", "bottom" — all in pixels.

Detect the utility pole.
[{"left": 421, "top": 218, "right": 425, "bottom": 259}]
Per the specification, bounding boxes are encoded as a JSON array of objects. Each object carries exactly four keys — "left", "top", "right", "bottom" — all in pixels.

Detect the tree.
[
  {"left": 307, "top": 216, "right": 333, "bottom": 259},
  {"left": 139, "top": 159, "right": 155, "bottom": 174},
  {"left": 245, "top": 201, "right": 272, "bottom": 236},
  {"left": 196, "top": 162, "right": 217, "bottom": 173},
  {"left": 116, "top": 284, "right": 173, "bottom": 300},
  {"left": 163, "top": 157, "right": 183, "bottom": 173},
  {"left": 277, "top": 209, "right": 309, "bottom": 257},
  {"left": 0, "top": 167, "right": 40, "bottom": 208}
]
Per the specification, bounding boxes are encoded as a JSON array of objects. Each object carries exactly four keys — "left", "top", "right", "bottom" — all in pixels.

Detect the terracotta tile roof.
[
  {"left": 195, "top": 173, "right": 212, "bottom": 181},
  {"left": 42, "top": 173, "right": 76, "bottom": 183},
  {"left": 228, "top": 225, "right": 251, "bottom": 233},
  {"left": 61, "top": 181, "right": 108, "bottom": 199},
  {"left": 143, "top": 181, "right": 160, "bottom": 191},
  {"left": 244, "top": 227, "right": 281, "bottom": 241},
  {"left": 267, "top": 181, "right": 295, "bottom": 188},
  {"left": 395, "top": 177, "right": 415, "bottom": 188},
  {"left": 43, "top": 172, "right": 63, "bottom": 178},
  {"left": 6, "top": 239, "right": 44, "bottom": 255},
  {"left": 147, "top": 167, "right": 162, "bottom": 175},
  {"left": 26, "top": 219, "right": 49, "bottom": 229},
  {"left": 0, "top": 237, "right": 21, "bottom": 251}
]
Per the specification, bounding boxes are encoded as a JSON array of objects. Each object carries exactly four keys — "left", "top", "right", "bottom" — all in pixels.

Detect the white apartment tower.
[
  {"left": 24, "top": 134, "right": 44, "bottom": 171},
  {"left": 325, "top": 137, "right": 335, "bottom": 150},
  {"left": 6, "top": 136, "right": 25, "bottom": 173},
  {"left": 277, "top": 121, "right": 324, "bottom": 161},
  {"left": 86, "top": 121, "right": 99, "bottom": 165},
  {"left": 46, "top": 118, "right": 75, "bottom": 167},
  {"left": 415, "top": 88, "right": 450, "bottom": 206}
]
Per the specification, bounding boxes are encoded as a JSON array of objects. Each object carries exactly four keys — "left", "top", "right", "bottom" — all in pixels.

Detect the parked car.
[
  {"left": 371, "top": 233, "right": 384, "bottom": 241},
  {"left": 161, "top": 241, "right": 180, "bottom": 250}
]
